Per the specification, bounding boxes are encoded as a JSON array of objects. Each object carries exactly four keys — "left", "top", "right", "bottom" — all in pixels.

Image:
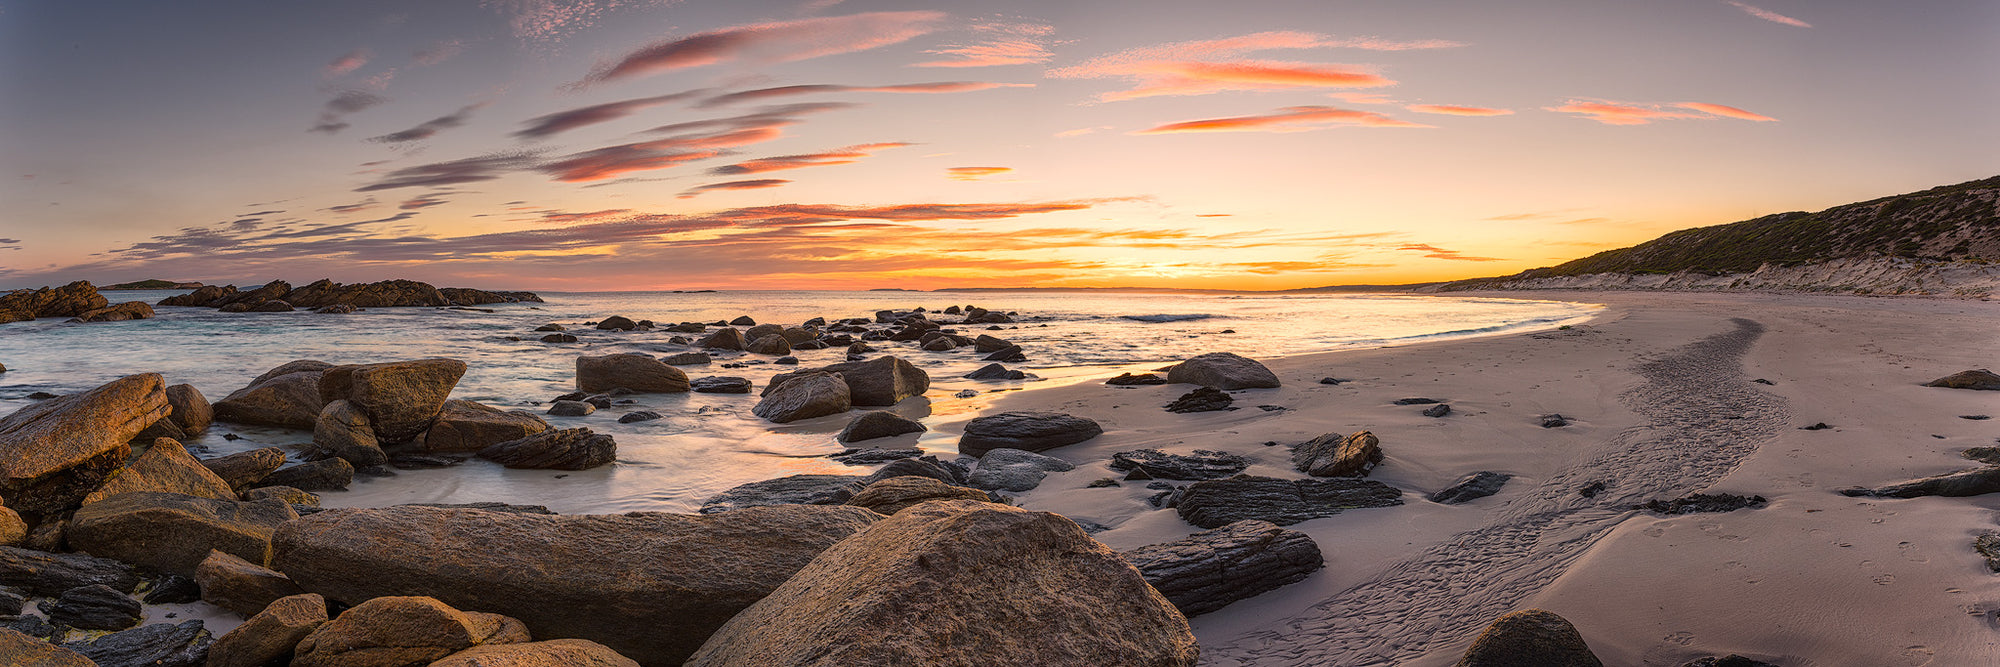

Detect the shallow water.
[{"left": 0, "top": 289, "right": 1596, "bottom": 514}]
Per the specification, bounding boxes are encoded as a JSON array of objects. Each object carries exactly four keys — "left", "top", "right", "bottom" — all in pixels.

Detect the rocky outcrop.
[
  {"left": 1165, "top": 386, "right": 1234, "bottom": 413},
  {"left": 0, "top": 373, "right": 166, "bottom": 515},
  {"left": 204, "top": 593, "right": 326, "bottom": 667},
  {"left": 431, "top": 639, "right": 641, "bottom": 667},
  {"left": 752, "top": 371, "right": 851, "bottom": 423},
  {"left": 319, "top": 358, "right": 468, "bottom": 442},
  {"left": 1924, "top": 369, "right": 2000, "bottom": 390},
  {"left": 312, "top": 400, "right": 385, "bottom": 466},
  {"left": 292, "top": 595, "right": 529, "bottom": 667},
  {"left": 0, "top": 627, "right": 93, "bottom": 665},
  {"left": 967, "top": 448, "right": 1075, "bottom": 492},
  {"left": 1110, "top": 449, "right": 1250, "bottom": 481},
  {"left": 1429, "top": 471, "right": 1512, "bottom": 504},
  {"left": 1841, "top": 467, "right": 2000, "bottom": 498},
  {"left": 478, "top": 428, "right": 617, "bottom": 470},
  {"left": 196, "top": 549, "right": 304, "bottom": 616},
  {"left": 818, "top": 356, "right": 929, "bottom": 406},
  {"left": 1166, "top": 352, "right": 1280, "bottom": 390},
  {"left": 843, "top": 477, "right": 993, "bottom": 515},
  {"left": 836, "top": 410, "right": 926, "bottom": 443},
  {"left": 958, "top": 411, "right": 1103, "bottom": 457},
  {"left": 424, "top": 400, "right": 551, "bottom": 453},
  {"left": 80, "top": 438, "right": 236, "bottom": 505},
  {"left": 257, "top": 458, "right": 353, "bottom": 492},
  {"left": 684, "top": 500, "right": 1199, "bottom": 667},
  {"left": 62, "top": 619, "right": 212, "bottom": 667},
  {"left": 272, "top": 504, "right": 881, "bottom": 666},
  {"left": 201, "top": 448, "right": 287, "bottom": 490},
  {"left": 69, "top": 491, "right": 299, "bottom": 576},
  {"left": 0, "top": 545, "right": 140, "bottom": 595},
  {"left": 577, "top": 354, "right": 691, "bottom": 394},
  {"left": 0, "top": 281, "right": 109, "bottom": 323},
  {"left": 67, "top": 301, "right": 155, "bottom": 323},
  {"left": 1291, "top": 431, "right": 1382, "bottom": 477},
  {"left": 1454, "top": 609, "right": 1603, "bottom": 667},
  {"left": 1175, "top": 475, "right": 1403, "bottom": 529},
  {"left": 214, "top": 360, "right": 333, "bottom": 429},
  {"left": 164, "top": 279, "right": 539, "bottom": 310},
  {"left": 690, "top": 376, "right": 753, "bottom": 394},
  {"left": 1124, "top": 520, "right": 1324, "bottom": 616}
]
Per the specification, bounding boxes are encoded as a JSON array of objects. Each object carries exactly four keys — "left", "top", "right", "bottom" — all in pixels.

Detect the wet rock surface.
[
  {"left": 1124, "top": 519, "right": 1324, "bottom": 616},
  {"left": 1176, "top": 475, "right": 1404, "bottom": 529}
]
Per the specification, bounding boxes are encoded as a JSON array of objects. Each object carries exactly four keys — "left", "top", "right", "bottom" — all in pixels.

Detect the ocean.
[{"left": 0, "top": 289, "right": 1598, "bottom": 514}]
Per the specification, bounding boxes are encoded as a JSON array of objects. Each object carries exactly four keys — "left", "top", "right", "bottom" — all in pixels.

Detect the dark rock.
[
  {"left": 1429, "top": 472, "right": 1512, "bottom": 504},
  {"left": 1799, "top": 422, "right": 1832, "bottom": 430},
  {"left": 0, "top": 588, "right": 22, "bottom": 615},
  {"left": 64, "top": 619, "right": 211, "bottom": 667},
  {"left": 142, "top": 574, "right": 201, "bottom": 604},
  {"left": 692, "top": 376, "right": 753, "bottom": 394},
  {"left": 701, "top": 475, "right": 866, "bottom": 514},
  {"left": 1165, "top": 386, "right": 1234, "bottom": 413},
  {"left": 478, "top": 428, "right": 616, "bottom": 470},
  {"left": 663, "top": 352, "right": 712, "bottom": 365},
  {"left": 534, "top": 323, "right": 565, "bottom": 332},
  {"left": 1166, "top": 352, "right": 1280, "bottom": 390},
  {"left": 1635, "top": 493, "right": 1768, "bottom": 514},
  {"left": 404, "top": 502, "right": 555, "bottom": 515},
  {"left": 46, "top": 583, "right": 142, "bottom": 630},
  {"left": 256, "top": 458, "right": 352, "bottom": 492},
  {"left": 6, "top": 615, "right": 60, "bottom": 640},
  {"left": 70, "top": 491, "right": 299, "bottom": 576},
  {"left": 1975, "top": 532, "right": 2000, "bottom": 573},
  {"left": 972, "top": 334, "right": 1013, "bottom": 353},
  {"left": 698, "top": 328, "right": 747, "bottom": 351},
  {"left": 818, "top": 356, "right": 930, "bottom": 406},
  {"left": 0, "top": 545, "right": 140, "bottom": 595},
  {"left": 547, "top": 400, "right": 596, "bottom": 417},
  {"left": 1841, "top": 467, "right": 2000, "bottom": 498},
  {"left": 596, "top": 315, "right": 637, "bottom": 331},
  {"left": 248, "top": 300, "right": 294, "bottom": 312},
  {"left": 1109, "top": 449, "right": 1250, "bottom": 481},
  {"left": 1539, "top": 414, "right": 1571, "bottom": 428},
  {"left": 965, "top": 363, "right": 1031, "bottom": 381},
  {"left": 828, "top": 448, "right": 924, "bottom": 465},
  {"left": 0, "top": 373, "right": 166, "bottom": 515},
  {"left": 313, "top": 304, "right": 357, "bottom": 314},
  {"left": 1175, "top": 475, "right": 1403, "bottom": 529},
  {"left": 843, "top": 477, "right": 992, "bottom": 515},
  {"left": 1088, "top": 478, "right": 1120, "bottom": 488},
  {"left": 196, "top": 549, "right": 304, "bottom": 616},
  {"left": 967, "top": 448, "right": 1074, "bottom": 492},
  {"left": 214, "top": 360, "right": 332, "bottom": 430},
  {"left": 1453, "top": 608, "right": 1603, "bottom": 667},
  {"left": 1680, "top": 656, "right": 1781, "bottom": 667},
  {"left": 1292, "top": 431, "right": 1382, "bottom": 477},
  {"left": 577, "top": 353, "right": 690, "bottom": 394},
  {"left": 1962, "top": 447, "right": 2000, "bottom": 465},
  {"left": 981, "top": 345, "right": 1026, "bottom": 362},
  {"left": 958, "top": 411, "right": 1102, "bottom": 457},
  {"left": 1124, "top": 519, "right": 1323, "bottom": 616},
  {"left": 836, "top": 410, "right": 927, "bottom": 443},
  {"left": 1923, "top": 369, "right": 2000, "bottom": 390},
  {"left": 204, "top": 593, "right": 326, "bottom": 667},
  {"left": 775, "top": 355, "right": 801, "bottom": 364},
  {"left": 541, "top": 333, "right": 578, "bottom": 343},
  {"left": 1317, "top": 377, "right": 1344, "bottom": 385},
  {"left": 1393, "top": 397, "right": 1442, "bottom": 405},
  {"left": 1106, "top": 372, "right": 1167, "bottom": 386},
  {"left": 752, "top": 371, "right": 851, "bottom": 423},
  {"left": 729, "top": 316, "right": 756, "bottom": 326},
  {"left": 272, "top": 504, "right": 879, "bottom": 666},
  {"left": 746, "top": 335, "right": 792, "bottom": 356},
  {"left": 1578, "top": 481, "right": 1607, "bottom": 498},
  {"left": 1423, "top": 404, "right": 1452, "bottom": 418},
  {"left": 1752, "top": 378, "right": 1775, "bottom": 385},
  {"left": 617, "top": 411, "right": 663, "bottom": 424}
]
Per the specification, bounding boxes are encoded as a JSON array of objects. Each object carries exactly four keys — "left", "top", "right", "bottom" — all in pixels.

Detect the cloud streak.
[
  {"left": 580, "top": 11, "right": 946, "bottom": 85},
  {"left": 324, "top": 49, "right": 370, "bottom": 77},
  {"left": 370, "top": 104, "right": 484, "bottom": 143},
  {"left": 697, "top": 81, "right": 1029, "bottom": 108},
  {"left": 1137, "top": 106, "right": 1429, "bottom": 133},
  {"left": 309, "top": 90, "right": 387, "bottom": 134},
  {"left": 1399, "top": 244, "right": 1503, "bottom": 261},
  {"left": 709, "top": 142, "right": 910, "bottom": 175},
  {"left": 946, "top": 166, "right": 1011, "bottom": 180},
  {"left": 514, "top": 91, "right": 704, "bottom": 139},
  {"left": 1049, "top": 30, "right": 1456, "bottom": 101},
  {"left": 1405, "top": 104, "right": 1514, "bottom": 116},
  {"left": 678, "top": 179, "right": 791, "bottom": 198},
  {"left": 1546, "top": 99, "right": 1778, "bottom": 125},
  {"left": 912, "top": 20, "right": 1055, "bottom": 68},
  {"left": 1726, "top": 1, "right": 1812, "bottom": 28}
]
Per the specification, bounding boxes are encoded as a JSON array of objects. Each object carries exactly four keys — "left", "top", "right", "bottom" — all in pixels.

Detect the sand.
[{"left": 950, "top": 291, "right": 2000, "bottom": 666}]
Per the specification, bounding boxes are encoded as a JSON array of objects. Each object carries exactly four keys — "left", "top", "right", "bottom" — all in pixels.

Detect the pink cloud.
[
  {"left": 946, "top": 166, "right": 1012, "bottom": 181},
  {"left": 912, "top": 20, "right": 1055, "bottom": 68},
  {"left": 1674, "top": 102, "right": 1778, "bottom": 122},
  {"left": 413, "top": 40, "right": 467, "bottom": 66},
  {"left": 1726, "top": 1, "right": 1812, "bottom": 28},
  {"left": 1136, "top": 106, "right": 1429, "bottom": 134},
  {"left": 1405, "top": 104, "right": 1514, "bottom": 116},
  {"left": 1049, "top": 30, "right": 1457, "bottom": 101},
  {"left": 515, "top": 91, "right": 705, "bottom": 139},
  {"left": 698, "top": 81, "right": 1030, "bottom": 107},
  {"left": 1400, "top": 244, "right": 1504, "bottom": 261},
  {"left": 580, "top": 11, "right": 946, "bottom": 85},
  {"left": 324, "top": 49, "right": 370, "bottom": 77},
  {"left": 1547, "top": 99, "right": 1777, "bottom": 125},
  {"left": 710, "top": 142, "right": 910, "bottom": 175},
  {"left": 678, "top": 179, "right": 792, "bottom": 198}
]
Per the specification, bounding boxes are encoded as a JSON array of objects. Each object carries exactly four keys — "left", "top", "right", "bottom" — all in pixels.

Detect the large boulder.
[
  {"left": 424, "top": 400, "right": 551, "bottom": 453},
  {"left": 477, "top": 428, "right": 616, "bottom": 470},
  {"left": 576, "top": 354, "right": 691, "bottom": 394},
  {"left": 67, "top": 301, "right": 154, "bottom": 323},
  {"left": 684, "top": 500, "right": 1199, "bottom": 667},
  {"left": 81, "top": 438, "right": 236, "bottom": 505},
  {"left": 1923, "top": 369, "right": 2000, "bottom": 390},
  {"left": 205, "top": 593, "right": 327, "bottom": 667},
  {"left": 0, "top": 545, "right": 140, "bottom": 595},
  {"left": 752, "top": 371, "right": 851, "bottom": 423},
  {"left": 214, "top": 360, "right": 333, "bottom": 429},
  {"left": 0, "top": 627, "right": 93, "bottom": 666},
  {"left": 745, "top": 335, "right": 791, "bottom": 356},
  {"left": 163, "top": 384, "right": 212, "bottom": 436},
  {"left": 1454, "top": 609, "right": 1603, "bottom": 667},
  {"left": 819, "top": 356, "right": 929, "bottom": 406},
  {"left": 967, "top": 448, "right": 1075, "bottom": 492},
  {"left": 696, "top": 328, "right": 746, "bottom": 351},
  {"left": 1123, "top": 520, "right": 1323, "bottom": 616},
  {"left": 318, "top": 358, "right": 468, "bottom": 442},
  {"left": 431, "top": 639, "right": 640, "bottom": 667},
  {"left": 836, "top": 410, "right": 927, "bottom": 443},
  {"left": 843, "top": 477, "right": 992, "bottom": 515},
  {"left": 1175, "top": 475, "right": 1403, "bottom": 529},
  {"left": 196, "top": 549, "right": 304, "bottom": 616},
  {"left": 0, "top": 373, "right": 166, "bottom": 516},
  {"left": 1165, "top": 352, "right": 1281, "bottom": 390},
  {"left": 312, "top": 400, "right": 386, "bottom": 467},
  {"left": 271, "top": 504, "right": 882, "bottom": 666},
  {"left": 292, "top": 596, "right": 528, "bottom": 667},
  {"left": 199, "top": 447, "right": 287, "bottom": 490},
  {"left": 69, "top": 491, "right": 299, "bottom": 576},
  {"left": 256, "top": 458, "right": 353, "bottom": 492},
  {"left": 0, "top": 281, "right": 108, "bottom": 322},
  {"left": 958, "top": 411, "right": 1103, "bottom": 457},
  {"left": 1291, "top": 431, "right": 1383, "bottom": 477}
]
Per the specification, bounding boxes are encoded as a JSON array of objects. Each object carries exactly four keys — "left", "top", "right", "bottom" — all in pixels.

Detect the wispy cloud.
[
  {"left": 1049, "top": 30, "right": 1456, "bottom": 102},
  {"left": 912, "top": 20, "right": 1056, "bottom": 68},
  {"left": 399, "top": 194, "right": 452, "bottom": 210},
  {"left": 540, "top": 103, "right": 850, "bottom": 182},
  {"left": 1137, "top": 106, "right": 1429, "bottom": 134},
  {"left": 370, "top": 104, "right": 485, "bottom": 143},
  {"left": 1726, "top": 1, "right": 1811, "bottom": 28},
  {"left": 697, "top": 81, "right": 1029, "bottom": 108},
  {"left": 514, "top": 91, "right": 704, "bottom": 139},
  {"left": 324, "top": 49, "right": 370, "bottom": 77},
  {"left": 946, "top": 166, "right": 1011, "bottom": 180},
  {"left": 326, "top": 199, "right": 378, "bottom": 214},
  {"left": 489, "top": 0, "right": 669, "bottom": 45},
  {"left": 308, "top": 90, "right": 387, "bottom": 134},
  {"left": 709, "top": 142, "right": 910, "bottom": 175},
  {"left": 1400, "top": 244, "right": 1503, "bottom": 261},
  {"left": 1674, "top": 102, "right": 1778, "bottom": 122},
  {"left": 413, "top": 39, "right": 467, "bottom": 66},
  {"left": 1546, "top": 99, "right": 1777, "bottom": 125},
  {"left": 678, "top": 179, "right": 791, "bottom": 198},
  {"left": 579, "top": 11, "right": 946, "bottom": 85},
  {"left": 1405, "top": 104, "right": 1513, "bottom": 117},
  {"left": 356, "top": 153, "right": 541, "bottom": 191}
]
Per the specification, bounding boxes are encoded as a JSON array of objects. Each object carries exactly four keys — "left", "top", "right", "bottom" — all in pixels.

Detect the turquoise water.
[{"left": 0, "top": 289, "right": 1597, "bottom": 513}]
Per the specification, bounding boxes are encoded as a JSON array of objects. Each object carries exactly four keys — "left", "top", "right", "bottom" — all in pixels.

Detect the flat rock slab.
[
  {"left": 1429, "top": 472, "right": 1512, "bottom": 505},
  {"left": 0, "top": 545, "right": 140, "bottom": 596},
  {"left": 1124, "top": 519, "right": 1322, "bottom": 617},
  {"left": 967, "top": 448, "right": 1074, "bottom": 493},
  {"left": 1841, "top": 466, "right": 2000, "bottom": 498},
  {"left": 1176, "top": 475, "right": 1404, "bottom": 529},
  {"left": 1633, "top": 492, "right": 1767, "bottom": 514},
  {"left": 958, "top": 411, "right": 1103, "bottom": 457},
  {"left": 62, "top": 619, "right": 211, "bottom": 667},
  {"left": 0, "top": 373, "right": 166, "bottom": 515},
  {"left": 71, "top": 492, "right": 299, "bottom": 576},
  {"left": 1165, "top": 386, "right": 1234, "bottom": 413},
  {"left": 1109, "top": 449, "right": 1250, "bottom": 481}
]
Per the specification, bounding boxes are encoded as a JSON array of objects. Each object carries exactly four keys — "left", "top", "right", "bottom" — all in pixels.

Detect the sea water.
[{"left": 0, "top": 289, "right": 1597, "bottom": 514}]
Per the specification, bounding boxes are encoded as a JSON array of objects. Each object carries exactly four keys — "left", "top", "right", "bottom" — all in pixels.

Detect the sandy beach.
[{"left": 954, "top": 291, "right": 2000, "bottom": 666}]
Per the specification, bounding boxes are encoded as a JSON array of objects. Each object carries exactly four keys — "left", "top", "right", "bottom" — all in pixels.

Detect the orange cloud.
[
  {"left": 710, "top": 142, "right": 911, "bottom": 175},
  {"left": 536, "top": 103, "right": 852, "bottom": 183},
  {"left": 1137, "top": 106, "right": 1430, "bottom": 134},
  {"left": 1674, "top": 102, "right": 1778, "bottom": 122},
  {"left": 580, "top": 11, "right": 946, "bottom": 85},
  {"left": 946, "top": 166, "right": 1012, "bottom": 181},
  {"left": 1399, "top": 244, "right": 1504, "bottom": 261},
  {"left": 1547, "top": 99, "right": 1777, "bottom": 125},
  {"left": 398, "top": 195, "right": 450, "bottom": 210},
  {"left": 1726, "top": 1, "right": 1811, "bottom": 28},
  {"left": 678, "top": 179, "right": 792, "bottom": 198},
  {"left": 912, "top": 20, "right": 1055, "bottom": 68},
  {"left": 698, "top": 81, "right": 1030, "bottom": 107},
  {"left": 1406, "top": 104, "right": 1514, "bottom": 116},
  {"left": 1049, "top": 30, "right": 1456, "bottom": 101}
]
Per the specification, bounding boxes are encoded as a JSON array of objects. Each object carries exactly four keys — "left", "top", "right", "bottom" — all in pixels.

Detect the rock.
[
  {"left": 1423, "top": 404, "right": 1453, "bottom": 418},
  {"left": 0, "top": 588, "right": 20, "bottom": 615},
  {"left": 0, "top": 627, "right": 93, "bottom": 666},
  {"left": 981, "top": 345, "right": 1026, "bottom": 362},
  {"left": 1453, "top": 609, "right": 1603, "bottom": 667},
  {"left": 205, "top": 593, "right": 327, "bottom": 667},
  {"left": 1635, "top": 493, "right": 1767, "bottom": 514},
  {"left": 46, "top": 583, "right": 141, "bottom": 630},
  {"left": 63, "top": 619, "right": 211, "bottom": 667},
  {"left": 142, "top": 574, "right": 202, "bottom": 604},
  {"left": 0, "top": 508, "right": 22, "bottom": 547},
  {"left": 783, "top": 356, "right": 923, "bottom": 407},
  {"left": 248, "top": 299, "right": 294, "bottom": 312},
  {"left": 68, "top": 301, "right": 156, "bottom": 323},
  {"left": 1108, "top": 449, "right": 1250, "bottom": 480},
  {"left": 577, "top": 353, "right": 690, "bottom": 394},
  {"left": 1166, "top": 352, "right": 1280, "bottom": 390},
  {"left": 1923, "top": 369, "right": 2000, "bottom": 390},
  {"left": 697, "top": 328, "right": 746, "bottom": 351},
  {"left": 1429, "top": 472, "right": 1512, "bottom": 504},
  {"left": 729, "top": 316, "right": 756, "bottom": 326},
  {"left": 196, "top": 549, "right": 304, "bottom": 615},
  {"left": 546, "top": 400, "right": 595, "bottom": 417},
  {"left": 317, "top": 358, "right": 467, "bottom": 443},
  {"left": 6, "top": 614, "right": 58, "bottom": 639},
  {"left": 1106, "top": 372, "right": 1167, "bottom": 386},
  {"left": 425, "top": 400, "right": 550, "bottom": 454},
  {"left": 1176, "top": 475, "right": 1403, "bottom": 529},
  {"left": 0, "top": 281, "right": 108, "bottom": 321},
  {"left": 1318, "top": 377, "right": 1344, "bottom": 385},
  {"left": 273, "top": 504, "right": 880, "bottom": 665},
  {"left": 199, "top": 447, "right": 287, "bottom": 489},
  {"left": 691, "top": 376, "right": 753, "bottom": 394},
  {"left": 533, "top": 324, "right": 564, "bottom": 332},
  {"left": 82, "top": 437, "right": 236, "bottom": 505},
  {"left": 0, "top": 545, "right": 140, "bottom": 595},
  {"left": 478, "top": 428, "right": 616, "bottom": 470},
  {"left": 919, "top": 337, "right": 957, "bottom": 352},
  {"left": 828, "top": 448, "right": 924, "bottom": 465},
  {"left": 752, "top": 371, "right": 851, "bottom": 423},
  {"left": 746, "top": 334, "right": 792, "bottom": 356},
  {"left": 1963, "top": 447, "right": 2000, "bottom": 465},
  {"left": 1124, "top": 519, "right": 1323, "bottom": 616},
  {"left": 256, "top": 458, "right": 353, "bottom": 492},
  {"left": 1680, "top": 656, "right": 1781, "bottom": 667},
  {"left": 70, "top": 491, "right": 299, "bottom": 576},
  {"left": 214, "top": 360, "right": 332, "bottom": 429},
  {"left": 312, "top": 400, "right": 386, "bottom": 466},
  {"left": 1975, "top": 532, "right": 2000, "bottom": 573},
  {"left": 1165, "top": 386, "right": 1234, "bottom": 413},
  {"left": 292, "top": 596, "right": 528, "bottom": 667},
  {"left": 1539, "top": 414, "right": 1571, "bottom": 428},
  {"left": 1841, "top": 467, "right": 2000, "bottom": 498},
  {"left": 1291, "top": 430, "right": 1382, "bottom": 477},
  {"left": 596, "top": 315, "right": 637, "bottom": 331},
  {"left": 242, "top": 485, "right": 319, "bottom": 505},
  {"left": 844, "top": 477, "right": 992, "bottom": 515},
  {"left": 431, "top": 639, "right": 641, "bottom": 667},
  {"left": 972, "top": 334, "right": 1013, "bottom": 353},
  {"left": 684, "top": 500, "right": 1197, "bottom": 667},
  {"left": 315, "top": 304, "right": 358, "bottom": 314},
  {"left": 967, "top": 448, "right": 1075, "bottom": 492},
  {"left": 845, "top": 342, "right": 873, "bottom": 355},
  {"left": 0, "top": 373, "right": 166, "bottom": 515},
  {"left": 835, "top": 411, "right": 926, "bottom": 443},
  {"left": 701, "top": 475, "right": 866, "bottom": 513},
  {"left": 540, "top": 333, "right": 578, "bottom": 343},
  {"left": 963, "top": 363, "right": 1026, "bottom": 381},
  {"left": 662, "top": 352, "right": 711, "bottom": 365},
  {"left": 1577, "top": 481, "right": 1606, "bottom": 498},
  {"left": 162, "top": 384, "right": 212, "bottom": 436},
  {"left": 958, "top": 411, "right": 1103, "bottom": 457}
]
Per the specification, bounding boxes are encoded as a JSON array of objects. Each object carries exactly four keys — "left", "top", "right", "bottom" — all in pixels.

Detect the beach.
[{"left": 960, "top": 291, "right": 2000, "bottom": 666}]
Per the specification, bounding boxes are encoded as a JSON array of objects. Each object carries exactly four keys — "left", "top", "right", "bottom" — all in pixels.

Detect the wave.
[{"left": 1119, "top": 313, "right": 1217, "bottom": 323}]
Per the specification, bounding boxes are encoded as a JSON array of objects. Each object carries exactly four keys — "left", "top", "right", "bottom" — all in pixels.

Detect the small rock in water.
[
  {"left": 618, "top": 411, "right": 663, "bottom": 424},
  {"left": 1539, "top": 414, "right": 1571, "bottom": 428},
  {"left": 1105, "top": 372, "right": 1168, "bottom": 386},
  {"left": 1393, "top": 397, "right": 1441, "bottom": 405},
  {"left": 775, "top": 356, "right": 799, "bottom": 365},
  {"left": 540, "top": 333, "right": 578, "bottom": 343},
  {"left": 1165, "top": 386, "right": 1234, "bottom": 413},
  {"left": 1634, "top": 492, "right": 1767, "bottom": 515},
  {"left": 661, "top": 352, "right": 712, "bottom": 365},
  {"left": 547, "top": 400, "right": 595, "bottom": 417},
  {"left": 691, "top": 376, "right": 754, "bottom": 394},
  {"left": 829, "top": 448, "right": 924, "bottom": 465},
  {"left": 26, "top": 391, "right": 58, "bottom": 400},
  {"left": 1421, "top": 404, "right": 1451, "bottom": 418},
  {"left": 1257, "top": 405, "right": 1285, "bottom": 412},
  {"left": 222, "top": 433, "right": 243, "bottom": 441},
  {"left": 954, "top": 389, "right": 978, "bottom": 398},
  {"left": 1799, "top": 422, "right": 1832, "bottom": 430}
]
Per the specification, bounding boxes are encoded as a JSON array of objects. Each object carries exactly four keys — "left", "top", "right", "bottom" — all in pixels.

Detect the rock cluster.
[
  {"left": 0, "top": 281, "right": 114, "bottom": 324},
  {"left": 161, "top": 278, "right": 540, "bottom": 310}
]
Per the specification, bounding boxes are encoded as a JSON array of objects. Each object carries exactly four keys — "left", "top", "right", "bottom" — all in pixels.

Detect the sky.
[{"left": 1, "top": 0, "right": 1995, "bottom": 291}]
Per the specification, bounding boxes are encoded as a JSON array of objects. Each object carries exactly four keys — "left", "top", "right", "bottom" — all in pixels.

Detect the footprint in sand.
[
  {"left": 1874, "top": 573, "right": 1897, "bottom": 585},
  {"left": 1662, "top": 631, "right": 1695, "bottom": 646},
  {"left": 1899, "top": 645, "right": 1934, "bottom": 666},
  {"left": 1899, "top": 541, "right": 1929, "bottom": 563},
  {"left": 1642, "top": 522, "right": 1669, "bottom": 538}
]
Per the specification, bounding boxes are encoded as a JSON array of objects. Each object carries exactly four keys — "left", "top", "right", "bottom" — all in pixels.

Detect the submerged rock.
[
  {"left": 828, "top": 447, "right": 924, "bottom": 465},
  {"left": 1454, "top": 609, "right": 1603, "bottom": 667},
  {"left": 958, "top": 411, "right": 1103, "bottom": 457},
  {"left": 1124, "top": 519, "right": 1323, "bottom": 616},
  {"left": 967, "top": 448, "right": 1075, "bottom": 492},
  {"left": 1176, "top": 475, "right": 1403, "bottom": 529}
]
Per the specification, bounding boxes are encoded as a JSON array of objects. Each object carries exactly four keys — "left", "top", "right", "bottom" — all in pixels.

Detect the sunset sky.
[{"left": 2, "top": 0, "right": 1995, "bottom": 291}]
